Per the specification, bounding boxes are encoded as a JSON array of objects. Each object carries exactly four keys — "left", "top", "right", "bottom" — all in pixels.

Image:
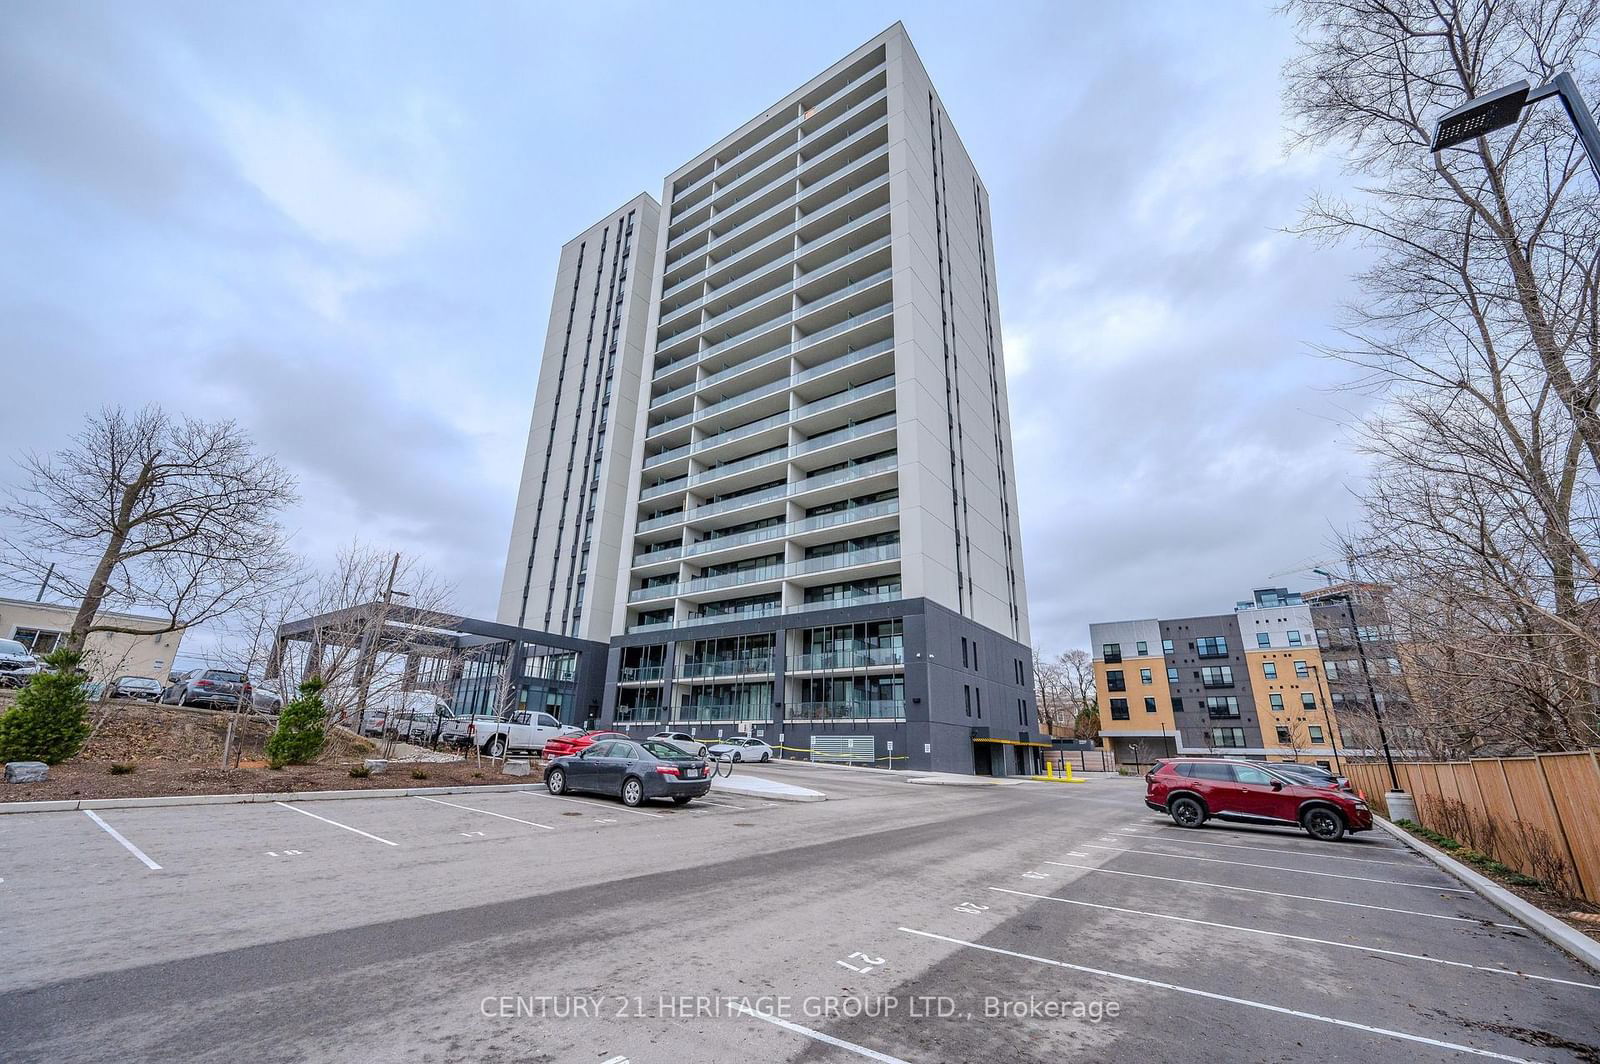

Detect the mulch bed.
[
  {"left": 1, "top": 700, "right": 539, "bottom": 803},
  {"left": 1, "top": 756, "right": 535, "bottom": 803}
]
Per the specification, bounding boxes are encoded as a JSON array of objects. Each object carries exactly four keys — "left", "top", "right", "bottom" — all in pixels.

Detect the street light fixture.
[{"left": 1431, "top": 73, "right": 1600, "bottom": 185}]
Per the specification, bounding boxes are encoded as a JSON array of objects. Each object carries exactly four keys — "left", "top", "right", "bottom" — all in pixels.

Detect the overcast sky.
[{"left": 0, "top": 1, "right": 1376, "bottom": 657}]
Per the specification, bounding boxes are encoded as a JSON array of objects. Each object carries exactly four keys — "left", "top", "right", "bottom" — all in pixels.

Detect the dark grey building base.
[{"left": 601, "top": 597, "right": 1046, "bottom": 776}]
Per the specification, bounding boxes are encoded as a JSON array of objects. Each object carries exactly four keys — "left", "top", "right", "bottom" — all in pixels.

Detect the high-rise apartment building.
[
  {"left": 500, "top": 24, "right": 1039, "bottom": 775},
  {"left": 499, "top": 196, "right": 660, "bottom": 642},
  {"left": 1089, "top": 587, "right": 1407, "bottom": 771}
]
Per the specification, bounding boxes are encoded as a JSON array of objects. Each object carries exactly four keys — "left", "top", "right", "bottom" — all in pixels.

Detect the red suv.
[{"left": 1145, "top": 759, "right": 1372, "bottom": 841}]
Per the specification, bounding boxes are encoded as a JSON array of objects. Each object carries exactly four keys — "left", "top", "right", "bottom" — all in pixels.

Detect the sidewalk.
[{"left": 711, "top": 774, "right": 826, "bottom": 803}]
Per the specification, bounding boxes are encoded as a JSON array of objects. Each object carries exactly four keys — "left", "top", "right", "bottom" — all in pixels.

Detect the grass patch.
[
  {"left": 348, "top": 764, "right": 371, "bottom": 779},
  {"left": 108, "top": 763, "right": 136, "bottom": 775},
  {"left": 1394, "top": 820, "right": 1553, "bottom": 892},
  {"left": 410, "top": 768, "right": 429, "bottom": 781}
]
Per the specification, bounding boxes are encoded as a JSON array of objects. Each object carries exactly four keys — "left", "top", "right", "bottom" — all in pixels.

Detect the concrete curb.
[
  {"left": 0, "top": 782, "right": 546, "bottom": 814},
  {"left": 1376, "top": 816, "right": 1600, "bottom": 974},
  {"left": 904, "top": 776, "right": 1022, "bottom": 787}
]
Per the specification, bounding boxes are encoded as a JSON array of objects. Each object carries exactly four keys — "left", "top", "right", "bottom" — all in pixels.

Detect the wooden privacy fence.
[{"left": 1347, "top": 751, "right": 1600, "bottom": 903}]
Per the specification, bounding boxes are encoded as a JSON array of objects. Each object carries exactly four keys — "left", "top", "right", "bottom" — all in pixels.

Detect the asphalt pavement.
[{"left": 1, "top": 763, "right": 1596, "bottom": 1063}]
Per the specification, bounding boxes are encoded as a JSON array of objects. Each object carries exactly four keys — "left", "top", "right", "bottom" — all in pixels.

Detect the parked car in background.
[
  {"left": 250, "top": 688, "right": 284, "bottom": 715},
  {"left": 543, "top": 728, "right": 626, "bottom": 760},
  {"left": 708, "top": 736, "right": 772, "bottom": 763},
  {"left": 1144, "top": 758, "right": 1371, "bottom": 841},
  {"left": 1269, "top": 762, "right": 1355, "bottom": 793},
  {"left": 109, "top": 675, "right": 164, "bottom": 701},
  {"left": 649, "top": 731, "right": 709, "bottom": 757},
  {"left": 159, "top": 669, "right": 252, "bottom": 709},
  {"left": 0, "top": 639, "right": 42, "bottom": 687},
  {"left": 544, "top": 738, "right": 712, "bottom": 807},
  {"left": 470, "top": 711, "right": 578, "bottom": 757}
]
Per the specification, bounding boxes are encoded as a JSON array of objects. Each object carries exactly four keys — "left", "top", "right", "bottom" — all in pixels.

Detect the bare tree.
[
  {"left": 1033, "top": 647, "right": 1098, "bottom": 738},
  {"left": 2, "top": 406, "right": 298, "bottom": 649},
  {"left": 1286, "top": 0, "right": 1600, "bottom": 750}
]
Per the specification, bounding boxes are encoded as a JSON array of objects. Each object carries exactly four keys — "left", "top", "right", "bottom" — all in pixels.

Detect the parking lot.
[{"left": 2, "top": 767, "right": 1596, "bottom": 1062}]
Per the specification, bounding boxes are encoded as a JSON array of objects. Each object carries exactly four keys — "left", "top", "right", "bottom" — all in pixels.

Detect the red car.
[
  {"left": 541, "top": 729, "right": 627, "bottom": 760},
  {"left": 1145, "top": 758, "right": 1372, "bottom": 841}
]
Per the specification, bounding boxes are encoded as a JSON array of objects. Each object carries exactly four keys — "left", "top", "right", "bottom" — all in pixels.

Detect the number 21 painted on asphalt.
[
  {"left": 837, "top": 951, "right": 885, "bottom": 974},
  {"left": 953, "top": 901, "right": 990, "bottom": 915}
]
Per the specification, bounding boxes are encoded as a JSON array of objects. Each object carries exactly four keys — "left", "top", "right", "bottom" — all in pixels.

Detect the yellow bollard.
[
  {"left": 1045, "top": 761, "right": 1056, "bottom": 780},
  {"left": 1062, "top": 761, "right": 1077, "bottom": 783}
]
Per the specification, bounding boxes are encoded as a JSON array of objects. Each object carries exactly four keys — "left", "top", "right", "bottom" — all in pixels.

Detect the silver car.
[{"left": 0, "top": 639, "right": 41, "bottom": 688}]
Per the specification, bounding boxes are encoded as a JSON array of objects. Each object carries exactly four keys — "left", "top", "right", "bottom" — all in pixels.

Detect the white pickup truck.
[{"left": 466, "top": 710, "right": 579, "bottom": 757}]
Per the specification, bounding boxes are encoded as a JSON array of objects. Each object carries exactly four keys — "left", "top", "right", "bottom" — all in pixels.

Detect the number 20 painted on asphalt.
[{"left": 953, "top": 901, "right": 990, "bottom": 915}]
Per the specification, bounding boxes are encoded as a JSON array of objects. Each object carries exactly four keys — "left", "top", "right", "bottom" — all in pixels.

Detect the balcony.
[
  {"left": 788, "top": 588, "right": 902, "bottom": 615},
  {"left": 789, "top": 542, "right": 900, "bottom": 578},
  {"left": 683, "top": 563, "right": 785, "bottom": 596},
  {"left": 636, "top": 454, "right": 897, "bottom": 534},
  {"left": 673, "top": 703, "right": 774, "bottom": 723},
  {"left": 681, "top": 602, "right": 783, "bottom": 628},
  {"left": 669, "top": 62, "right": 886, "bottom": 210},
  {"left": 647, "top": 340, "right": 894, "bottom": 461},
  {"left": 618, "top": 665, "right": 667, "bottom": 685},
  {"left": 680, "top": 657, "right": 775, "bottom": 679},
  {"left": 627, "top": 617, "right": 676, "bottom": 633},
  {"left": 628, "top": 582, "right": 680, "bottom": 604},
  {"left": 788, "top": 647, "right": 905, "bottom": 671},
  {"left": 787, "top": 700, "right": 905, "bottom": 721},
  {"left": 660, "top": 120, "right": 891, "bottom": 301}
]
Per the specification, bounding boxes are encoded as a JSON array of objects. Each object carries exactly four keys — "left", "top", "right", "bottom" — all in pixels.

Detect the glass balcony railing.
[
  {"left": 673, "top": 703, "right": 775, "bottom": 723},
  {"left": 787, "top": 700, "right": 906, "bottom": 721},
  {"left": 680, "top": 657, "right": 775, "bottom": 678},
  {"left": 789, "top": 589, "right": 902, "bottom": 614},
  {"left": 613, "top": 703, "right": 668, "bottom": 722},
  {"left": 632, "top": 542, "right": 684, "bottom": 566},
  {"left": 681, "top": 602, "right": 783, "bottom": 628},
  {"left": 628, "top": 583, "right": 680, "bottom": 604},
  {"left": 789, "top": 543, "right": 900, "bottom": 577},
  {"left": 788, "top": 647, "right": 905, "bottom": 671},
  {"left": 639, "top": 475, "right": 689, "bottom": 502},
  {"left": 626, "top": 617, "right": 676, "bottom": 633},
  {"left": 661, "top": 119, "right": 891, "bottom": 300},
  {"left": 669, "top": 67, "right": 887, "bottom": 211},
  {"left": 683, "top": 563, "right": 784, "bottom": 595},
  {"left": 640, "top": 455, "right": 897, "bottom": 533},
  {"left": 618, "top": 666, "right": 667, "bottom": 684}
]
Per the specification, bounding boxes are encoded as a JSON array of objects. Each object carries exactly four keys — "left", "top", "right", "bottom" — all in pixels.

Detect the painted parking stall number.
[
  {"left": 265, "top": 850, "right": 305, "bottom": 857},
  {"left": 953, "top": 901, "right": 990, "bottom": 915},
  {"left": 459, "top": 831, "right": 487, "bottom": 838},
  {"left": 1021, "top": 870, "right": 1049, "bottom": 880},
  {"left": 836, "top": 951, "right": 885, "bottom": 975}
]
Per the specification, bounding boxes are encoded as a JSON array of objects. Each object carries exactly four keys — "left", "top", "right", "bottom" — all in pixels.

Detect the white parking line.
[
  {"left": 1042, "top": 862, "right": 1521, "bottom": 927},
  {"left": 412, "top": 796, "right": 554, "bottom": 830},
  {"left": 519, "top": 790, "right": 666, "bottom": 819},
  {"left": 729, "top": 1001, "right": 911, "bottom": 1064},
  {"left": 83, "top": 810, "right": 161, "bottom": 870},
  {"left": 274, "top": 801, "right": 398, "bottom": 846},
  {"left": 693, "top": 798, "right": 746, "bottom": 810},
  {"left": 897, "top": 927, "right": 1541, "bottom": 1063},
  {"left": 1113, "top": 831, "right": 1412, "bottom": 866},
  {"left": 1069, "top": 846, "right": 1469, "bottom": 892},
  {"left": 988, "top": 887, "right": 1600, "bottom": 992}
]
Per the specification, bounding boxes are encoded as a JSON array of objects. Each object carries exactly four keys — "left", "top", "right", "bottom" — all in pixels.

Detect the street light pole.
[
  {"left": 1312, "top": 569, "right": 1407, "bottom": 807},
  {"left": 1308, "top": 663, "right": 1343, "bottom": 773}
]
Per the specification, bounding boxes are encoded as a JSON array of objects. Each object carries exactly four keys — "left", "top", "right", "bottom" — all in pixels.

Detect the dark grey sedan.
[{"left": 544, "top": 738, "right": 712, "bottom": 807}]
